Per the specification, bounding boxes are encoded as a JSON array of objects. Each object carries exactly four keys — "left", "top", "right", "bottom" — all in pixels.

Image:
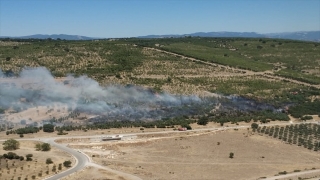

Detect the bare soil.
[
  {"left": 68, "top": 129, "right": 320, "bottom": 180},
  {"left": 62, "top": 166, "right": 127, "bottom": 180}
]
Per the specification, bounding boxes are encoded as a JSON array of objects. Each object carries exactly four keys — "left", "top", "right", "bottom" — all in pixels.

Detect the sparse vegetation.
[
  {"left": 3, "top": 139, "right": 20, "bottom": 150},
  {"left": 35, "top": 143, "right": 51, "bottom": 151}
]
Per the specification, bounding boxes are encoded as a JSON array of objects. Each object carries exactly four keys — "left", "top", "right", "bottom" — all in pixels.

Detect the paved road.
[
  {"left": 2, "top": 121, "right": 319, "bottom": 180},
  {"left": 43, "top": 138, "right": 89, "bottom": 180}
]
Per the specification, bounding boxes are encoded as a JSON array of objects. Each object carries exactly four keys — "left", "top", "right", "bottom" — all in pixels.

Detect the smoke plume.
[
  {"left": 0, "top": 67, "right": 281, "bottom": 122},
  {"left": 0, "top": 67, "right": 208, "bottom": 121}
]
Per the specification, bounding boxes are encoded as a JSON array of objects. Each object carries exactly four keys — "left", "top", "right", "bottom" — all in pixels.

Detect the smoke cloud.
[
  {"left": 0, "top": 67, "right": 281, "bottom": 122},
  {"left": 0, "top": 67, "right": 208, "bottom": 121}
]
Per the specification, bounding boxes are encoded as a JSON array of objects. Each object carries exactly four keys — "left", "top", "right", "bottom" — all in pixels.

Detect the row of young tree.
[{"left": 256, "top": 123, "right": 320, "bottom": 151}]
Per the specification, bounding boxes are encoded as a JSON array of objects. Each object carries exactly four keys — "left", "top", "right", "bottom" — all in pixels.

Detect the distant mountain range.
[
  {"left": 138, "top": 31, "right": 320, "bottom": 42},
  {"left": 0, "top": 34, "right": 95, "bottom": 40},
  {"left": 1, "top": 31, "right": 319, "bottom": 42}
]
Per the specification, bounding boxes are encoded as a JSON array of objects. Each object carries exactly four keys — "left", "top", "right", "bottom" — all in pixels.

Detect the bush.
[
  {"left": 46, "top": 158, "right": 53, "bottom": 164},
  {"left": 301, "top": 115, "right": 313, "bottom": 120},
  {"left": 2, "top": 139, "right": 20, "bottom": 150},
  {"left": 26, "top": 154, "right": 33, "bottom": 161},
  {"left": 41, "top": 143, "right": 51, "bottom": 151},
  {"left": 251, "top": 123, "right": 259, "bottom": 129},
  {"left": 229, "top": 152, "right": 234, "bottom": 158},
  {"left": 197, "top": 116, "right": 208, "bottom": 126},
  {"left": 43, "top": 124, "right": 54, "bottom": 132},
  {"left": 63, "top": 160, "right": 72, "bottom": 167},
  {"left": 19, "top": 156, "right": 24, "bottom": 161}
]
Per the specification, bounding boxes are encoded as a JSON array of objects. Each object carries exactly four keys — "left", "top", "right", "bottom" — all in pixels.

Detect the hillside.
[{"left": 0, "top": 37, "right": 319, "bottom": 123}]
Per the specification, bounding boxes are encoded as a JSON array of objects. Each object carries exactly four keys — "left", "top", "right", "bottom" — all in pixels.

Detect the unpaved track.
[
  {"left": 2, "top": 121, "right": 319, "bottom": 180},
  {"left": 264, "top": 169, "right": 320, "bottom": 180},
  {"left": 144, "top": 47, "right": 320, "bottom": 89}
]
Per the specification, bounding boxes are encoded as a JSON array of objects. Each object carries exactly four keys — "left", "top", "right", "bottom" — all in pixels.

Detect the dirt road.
[{"left": 145, "top": 47, "right": 320, "bottom": 89}]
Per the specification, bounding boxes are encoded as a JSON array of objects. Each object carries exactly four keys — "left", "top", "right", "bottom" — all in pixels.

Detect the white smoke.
[{"left": 0, "top": 67, "right": 204, "bottom": 120}]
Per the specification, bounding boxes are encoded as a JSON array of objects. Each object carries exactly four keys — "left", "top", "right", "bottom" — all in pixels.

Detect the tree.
[
  {"left": 3, "top": 139, "right": 20, "bottom": 150},
  {"left": 35, "top": 143, "right": 42, "bottom": 151},
  {"left": 229, "top": 152, "right": 234, "bottom": 158},
  {"left": 19, "top": 156, "right": 24, "bottom": 161},
  {"left": 43, "top": 124, "right": 54, "bottom": 132},
  {"left": 41, "top": 143, "right": 51, "bottom": 151},
  {"left": 26, "top": 154, "right": 33, "bottom": 161},
  {"left": 251, "top": 123, "right": 259, "bottom": 129},
  {"left": 46, "top": 158, "right": 53, "bottom": 164},
  {"left": 197, "top": 116, "right": 208, "bottom": 126},
  {"left": 63, "top": 160, "right": 72, "bottom": 167}
]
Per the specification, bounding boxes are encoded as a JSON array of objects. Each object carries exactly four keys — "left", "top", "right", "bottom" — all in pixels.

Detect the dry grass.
[
  {"left": 0, "top": 140, "right": 73, "bottom": 180},
  {"left": 65, "top": 129, "right": 320, "bottom": 180},
  {"left": 62, "top": 166, "right": 127, "bottom": 180}
]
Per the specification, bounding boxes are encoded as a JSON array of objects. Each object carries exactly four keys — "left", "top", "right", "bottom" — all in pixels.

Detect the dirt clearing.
[{"left": 71, "top": 129, "right": 320, "bottom": 180}]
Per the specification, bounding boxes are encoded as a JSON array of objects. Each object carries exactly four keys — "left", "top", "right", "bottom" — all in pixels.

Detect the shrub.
[
  {"left": 43, "top": 124, "right": 54, "bottom": 132},
  {"left": 46, "top": 158, "right": 53, "bottom": 164},
  {"left": 63, "top": 160, "right": 72, "bottom": 167},
  {"left": 2, "top": 139, "right": 20, "bottom": 150}
]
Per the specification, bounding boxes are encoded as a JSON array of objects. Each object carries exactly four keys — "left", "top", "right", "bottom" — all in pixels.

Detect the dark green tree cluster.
[
  {"left": 6, "top": 127, "right": 40, "bottom": 136},
  {"left": 207, "top": 110, "right": 289, "bottom": 124},
  {"left": 52, "top": 117, "right": 194, "bottom": 133},
  {"left": 43, "top": 124, "right": 55, "bottom": 132},
  {"left": 2, "top": 152, "right": 24, "bottom": 160},
  {"left": 86, "top": 117, "right": 195, "bottom": 130},
  {"left": 289, "top": 100, "right": 320, "bottom": 118}
]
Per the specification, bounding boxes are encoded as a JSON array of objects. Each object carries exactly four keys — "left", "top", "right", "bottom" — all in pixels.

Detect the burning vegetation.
[{"left": 0, "top": 67, "right": 293, "bottom": 130}]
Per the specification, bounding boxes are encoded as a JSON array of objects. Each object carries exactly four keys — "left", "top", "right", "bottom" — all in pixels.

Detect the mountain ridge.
[
  {"left": 138, "top": 31, "right": 320, "bottom": 42},
  {"left": 1, "top": 31, "right": 319, "bottom": 42}
]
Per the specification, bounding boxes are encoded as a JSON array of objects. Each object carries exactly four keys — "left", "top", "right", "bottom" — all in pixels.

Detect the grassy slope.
[{"left": 0, "top": 38, "right": 319, "bottom": 111}]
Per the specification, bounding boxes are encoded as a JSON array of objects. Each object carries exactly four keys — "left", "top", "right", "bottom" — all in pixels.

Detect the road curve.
[{"left": 43, "top": 138, "right": 89, "bottom": 180}]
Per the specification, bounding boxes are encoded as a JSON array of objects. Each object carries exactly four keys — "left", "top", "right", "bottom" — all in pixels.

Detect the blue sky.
[{"left": 0, "top": 0, "right": 319, "bottom": 38}]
